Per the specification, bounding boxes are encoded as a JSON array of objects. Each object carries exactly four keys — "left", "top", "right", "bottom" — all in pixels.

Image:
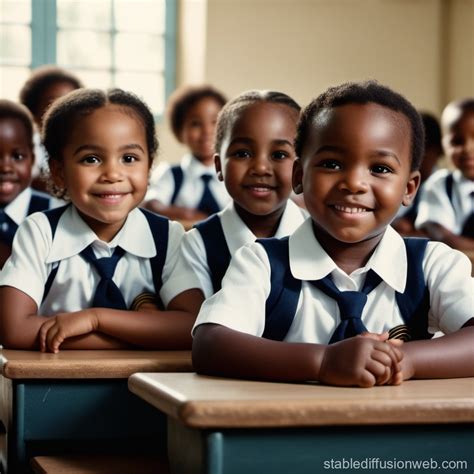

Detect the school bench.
[
  {"left": 0, "top": 349, "right": 192, "bottom": 473},
  {"left": 129, "top": 373, "right": 474, "bottom": 474}
]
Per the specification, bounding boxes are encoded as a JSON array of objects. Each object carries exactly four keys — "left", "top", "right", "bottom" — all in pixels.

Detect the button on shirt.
[
  {"left": 146, "top": 154, "right": 231, "bottom": 210},
  {"left": 415, "top": 169, "right": 474, "bottom": 234},
  {"left": 176, "top": 199, "right": 309, "bottom": 298},
  {"left": 0, "top": 205, "right": 194, "bottom": 315},
  {"left": 193, "top": 219, "right": 473, "bottom": 343}
]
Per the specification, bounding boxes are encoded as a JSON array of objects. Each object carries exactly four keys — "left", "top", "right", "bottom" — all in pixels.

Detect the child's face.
[
  {"left": 51, "top": 105, "right": 149, "bottom": 242},
  {"left": 0, "top": 118, "right": 34, "bottom": 207},
  {"left": 36, "top": 80, "right": 77, "bottom": 126},
  {"left": 179, "top": 97, "right": 222, "bottom": 164},
  {"left": 443, "top": 110, "right": 474, "bottom": 180},
  {"left": 215, "top": 102, "right": 297, "bottom": 219},
  {"left": 294, "top": 103, "right": 419, "bottom": 245}
]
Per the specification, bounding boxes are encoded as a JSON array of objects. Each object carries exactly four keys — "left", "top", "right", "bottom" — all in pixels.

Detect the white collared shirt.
[
  {"left": 0, "top": 205, "right": 193, "bottom": 315},
  {"left": 2, "top": 187, "right": 60, "bottom": 226},
  {"left": 193, "top": 219, "right": 473, "bottom": 343},
  {"left": 145, "top": 154, "right": 230, "bottom": 210},
  {"left": 415, "top": 169, "right": 474, "bottom": 234},
  {"left": 175, "top": 200, "right": 308, "bottom": 298}
]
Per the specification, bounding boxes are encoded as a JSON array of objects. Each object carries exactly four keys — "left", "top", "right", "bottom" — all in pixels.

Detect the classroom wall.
[{"left": 156, "top": 0, "right": 473, "bottom": 168}]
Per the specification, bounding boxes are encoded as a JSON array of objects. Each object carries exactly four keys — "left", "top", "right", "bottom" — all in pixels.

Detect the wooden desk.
[
  {"left": 1, "top": 350, "right": 192, "bottom": 473},
  {"left": 129, "top": 373, "right": 474, "bottom": 474}
]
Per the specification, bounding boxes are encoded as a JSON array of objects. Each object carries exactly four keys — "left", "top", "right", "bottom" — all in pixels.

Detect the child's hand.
[
  {"left": 39, "top": 310, "right": 99, "bottom": 353},
  {"left": 318, "top": 335, "right": 403, "bottom": 387}
]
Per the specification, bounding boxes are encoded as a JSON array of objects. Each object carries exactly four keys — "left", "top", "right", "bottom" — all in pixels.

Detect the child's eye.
[
  {"left": 231, "top": 149, "right": 251, "bottom": 159},
  {"left": 122, "top": 154, "right": 137, "bottom": 164},
  {"left": 272, "top": 151, "right": 289, "bottom": 160},
  {"left": 318, "top": 160, "right": 341, "bottom": 170},
  {"left": 81, "top": 155, "right": 100, "bottom": 165},
  {"left": 12, "top": 152, "right": 25, "bottom": 161},
  {"left": 371, "top": 164, "right": 393, "bottom": 174}
]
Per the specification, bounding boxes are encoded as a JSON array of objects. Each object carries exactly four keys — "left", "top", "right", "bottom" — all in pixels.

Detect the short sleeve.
[
  {"left": 145, "top": 166, "right": 175, "bottom": 204},
  {"left": 424, "top": 242, "right": 474, "bottom": 333},
  {"left": 192, "top": 242, "right": 272, "bottom": 337},
  {"left": 0, "top": 214, "right": 53, "bottom": 308}
]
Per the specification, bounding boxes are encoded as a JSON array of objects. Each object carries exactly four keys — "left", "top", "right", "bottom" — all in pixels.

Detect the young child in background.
[
  {"left": 19, "top": 65, "right": 83, "bottom": 190},
  {"left": 392, "top": 112, "right": 443, "bottom": 236},
  {"left": 0, "top": 88, "right": 201, "bottom": 352},
  {"left": 0, "top": 99, "right": 58, "bottom": 268},
  {"left": 173, "top": 90, "right": 307, "bottom": 309},
  {"left": 415, "top": 99, "right": 474, "bottom": 251},
  {"left": 192, "top": 81, "right": 473, "bottom": 387},
  {"left": 144, "top": 85, "right": 230, "bottom": 222}
]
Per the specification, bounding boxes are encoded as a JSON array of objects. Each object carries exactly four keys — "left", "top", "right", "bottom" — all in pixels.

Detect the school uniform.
[
  {"left": 0, "top": 205, "right": 194, "bottom": 315},
  {"left": 176, "top": 200, "right": 308, "bottom": 299},
  {"left": 193, "top": 218, "right": 473, "bottom": 343},
  {"left": 146, "top": 154, "right": 230, "bottom": 211},
  {"left": 415, "top": 169, "right": 474, "bottom": 237},
  {"left": 0, "top": 187, "right": 60, "bottom": 247}
]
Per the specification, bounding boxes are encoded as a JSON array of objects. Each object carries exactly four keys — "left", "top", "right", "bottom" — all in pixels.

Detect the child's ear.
[
  {"left": 402, "top": 170, "right": 421, "bottom": 207},
  {"left": 214, "top": 154, "right": 224, "bottom": 181},
  {"left": 292, "top": 158, "right": 304, "bottom": 194},
  {"left": 49, "top": 159, "right": 66, "bottom": 189}
]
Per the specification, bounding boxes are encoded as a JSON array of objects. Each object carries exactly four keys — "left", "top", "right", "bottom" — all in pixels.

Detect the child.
[
  {"left": 0, "top": 99, "right": 58, "bottom": 268},
  {"left": 0, "top": 88, "right": 201, "bottom": 352},
  {"left": 144, "top": 85, "right": 230, "bottom": 222},
  {"left": 392, "top": 112, "right": 443, "bottom": 236},
  {"left": 415, "top": 99, "right": 474, "bottom": 251},
  {"left": 19, "top": 65, "right": 83, "bottom": 189},
  {"left": 174, "top": 90, "right": 308, "bottom": 305},
  {"left": 192, "top": 81, "right": 473, "bottom": 387}
]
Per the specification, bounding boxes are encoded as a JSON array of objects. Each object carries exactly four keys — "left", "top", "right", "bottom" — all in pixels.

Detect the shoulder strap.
[
  {"left": 42, "top": 205, "right": 70, "bottom": 303},
  {"left": 395, "top": 237, "right": 432, "bottom": 340},
  {"left": 445, "top": 172, "right": 454, "bottom": 204},
  {"left": 258, "top": 237, "right": 302, "bottom": 341},
  {"left": 170, "top": 165, "right": 184, "bottom": 205},
  {"left": 27, "top": 191, "right": 51, "bottom": 215},
  {"left": 139, "top": 208, "right": 169, "bottom": 297},
  {"left": 194, "top": 214, "right": 230, "bottom": 293}
]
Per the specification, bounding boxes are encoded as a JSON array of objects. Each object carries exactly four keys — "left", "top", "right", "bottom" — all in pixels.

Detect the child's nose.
[
  {"left": 0, "top": 156, "right": 14, "bottom": 172},
  {"left": 339, "top": 168, "right": 369, "bottom": 193},
  {"left": 101, "top": 160, "right": 123, "bottom": 181},
  {"left": 250, "top": 154, "right": 272, "bottom": 175}
]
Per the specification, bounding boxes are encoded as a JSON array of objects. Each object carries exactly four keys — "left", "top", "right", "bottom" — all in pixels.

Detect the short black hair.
[
  {"left": 295, "top": 80, "right": 424, "bottom": 171},
  {"left": 19, "top": 65, "right": 83, "bottom": 117},
  {"left": 167, "top": 85, "right": 227, "bottom": 141},
  {"left": 420, "top": 112, "right": 442, "bottom": 153},
  {"left": 441, "top": 98, "right": 474, "bottom": 132},
  {"left": 43, "top": 88, "right": 158, "bottom": 198},
  {"left": 0, "top": 99, "right": 34, "bottom": 149},
  {"left": 215, "top": 90, "right": 301, "bottom": 153}
]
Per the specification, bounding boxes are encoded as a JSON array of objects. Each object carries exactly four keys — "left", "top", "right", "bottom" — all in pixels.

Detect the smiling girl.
[{"left": 0, "top": 88, "right": 201, "bottom": 352}]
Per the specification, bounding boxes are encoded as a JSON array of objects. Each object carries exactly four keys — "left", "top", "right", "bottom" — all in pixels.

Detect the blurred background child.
[
  {"left": 19, "top": 65, "right": 83, "bottom": 191},
  {"left": 392, "top": 112, "right": 443, "bottom": 236},
  {"left": 144, "top": 84, "right": 230, "bottom": 223},
  {"left": 0, "top": 99, "right": 58, "bottom": 268},
  {"left": 415, "top": 98, "right": 474, "bottom": 251},
  {"left": 171, "top": 90, "right": 307, "bottom": 312}
]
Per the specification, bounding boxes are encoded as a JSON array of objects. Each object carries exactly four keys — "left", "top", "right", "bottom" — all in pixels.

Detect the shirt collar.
[
  {"left": 184, "top": 154, "right": 218, "bottom": 179},
  {"left": 289, "top": 220, "right": 407, "bottom": 293},
  {"left": 46, "top": 206, "right": 156, "bottom": 263},
  {"left": 3, "top": 187, "right": 32, "bottom": 225}
]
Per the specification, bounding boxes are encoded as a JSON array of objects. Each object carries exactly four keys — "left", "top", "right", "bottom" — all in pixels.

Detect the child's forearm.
[
  {"left": 60, "top": 333, "right": 132, "bottom": 350},
  {"left": 401, "top": 325, "right": 474, "bottom": 379},
  {"left": 423, "top": 223, "right": 474, "bottom": 251}
]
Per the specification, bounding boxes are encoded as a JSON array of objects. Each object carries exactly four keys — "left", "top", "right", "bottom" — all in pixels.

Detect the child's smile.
[{"left": 295, "top": 103, "right": 419, "bottom": 255}]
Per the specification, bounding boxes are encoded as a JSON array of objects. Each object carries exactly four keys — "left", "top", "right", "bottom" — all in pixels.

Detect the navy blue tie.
[
  {"left": 0, "top": 210, "right": 17, "bottom": 246},
  {"left": 310, "top": 270, "right": 382, "bottom": 344},
  {"left": 80, "top": 245, "right": 127, "bottom": 310},
  {"left": 462, "top": 191, "right": 474, "bottom": 237},
  {"left": 197, "top": 174, "right": 220, "bottom": 215}
]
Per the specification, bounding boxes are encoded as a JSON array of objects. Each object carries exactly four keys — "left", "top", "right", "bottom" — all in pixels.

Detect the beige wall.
[{"left": 157, "top": 0, "right": 473, "bottom": 167}]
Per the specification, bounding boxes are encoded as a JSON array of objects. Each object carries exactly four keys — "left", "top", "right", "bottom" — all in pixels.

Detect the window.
[{"left": 0, "top": 0, "right": 177, "bottom": 117}]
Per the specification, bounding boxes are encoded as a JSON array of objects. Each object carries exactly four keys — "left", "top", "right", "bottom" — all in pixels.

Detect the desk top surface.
[
  {"left": 128, "top": 373, "right": 474, "bottom": 428},
  {"left": 0, "top": 350, "right": 192, "bottom": 379}
]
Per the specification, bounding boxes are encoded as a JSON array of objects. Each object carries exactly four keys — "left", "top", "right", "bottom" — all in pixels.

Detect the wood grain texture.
[
  {"left": 128, "top": 373, "right": 474, "bottom": 428},
  {"left": 1, "top": 350, "right": 192, "bottom": 379}
]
